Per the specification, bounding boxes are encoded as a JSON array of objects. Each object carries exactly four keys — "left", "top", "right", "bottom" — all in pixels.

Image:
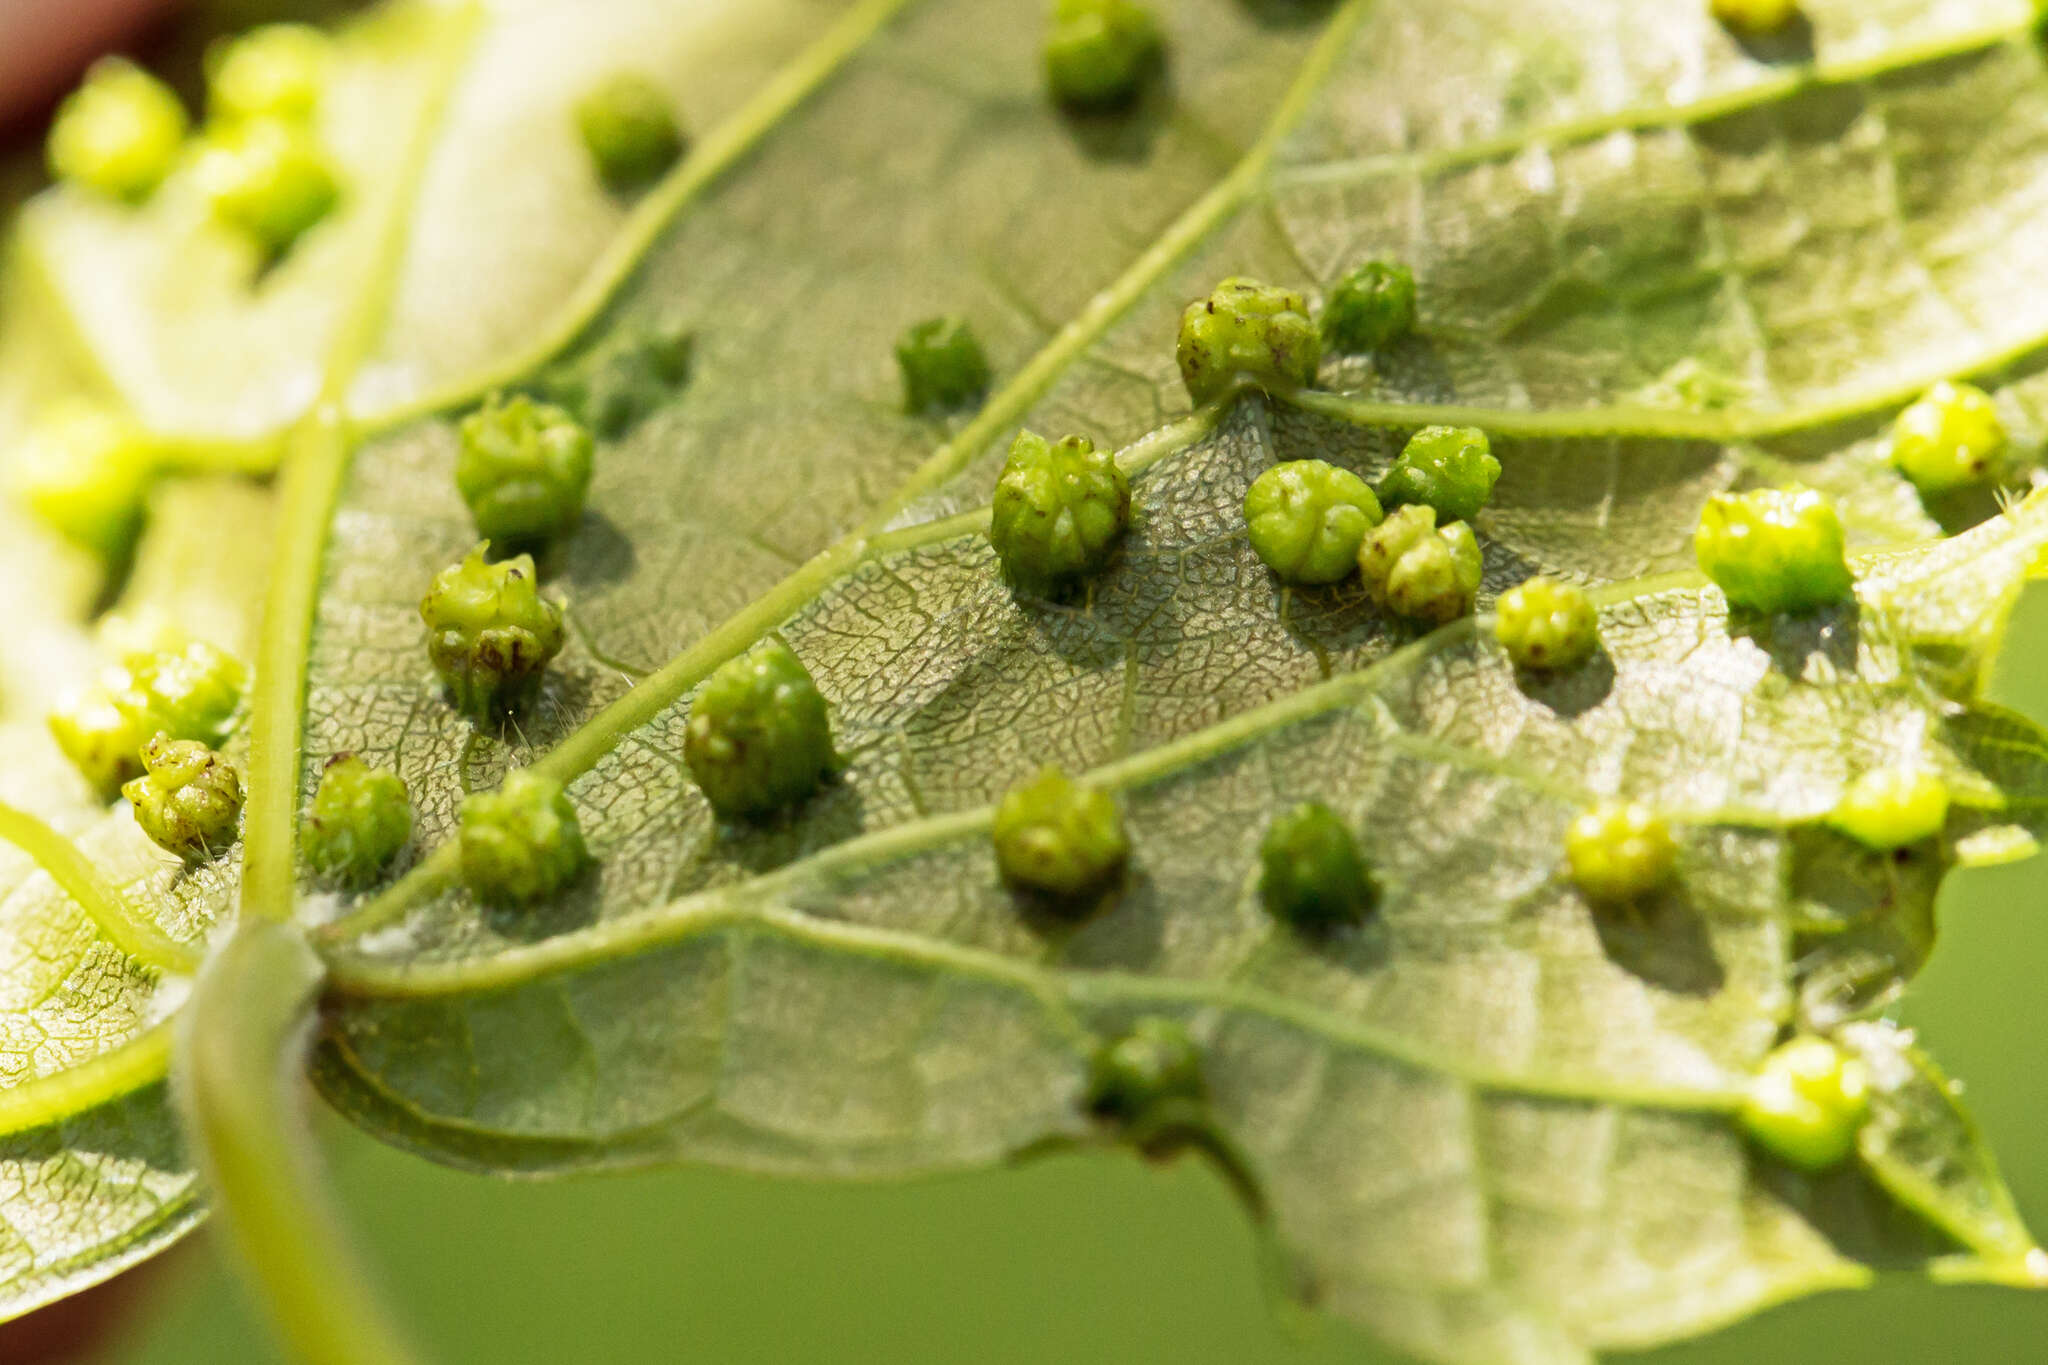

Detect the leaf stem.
[
  {"left": 177, "top": 919, "right": 425, "bottom": 1365},
  {"left": 0, "top": 801, "right": 198, "bottom": 973}
]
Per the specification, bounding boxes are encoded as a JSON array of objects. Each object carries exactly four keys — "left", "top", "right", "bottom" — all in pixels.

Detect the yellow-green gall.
[
  {"left": 112, "top": 638, "right": 248, "bottom": 746},
  {"left": 683, "top": 637, "right": 837, "bottom": 821},
  {"left": 420, "top": 545, "right": 566, "bottom": 722},
  {"left": 1259, "top": 801, "right": 1377, "bottom": 932},
  {"left": 456, "top": 394, "right": 596, "bottom": 549},
  {"left": 1738, "top": 1036, "right": 1870, "bottom": 1171},
  {"left": 1087, "top": 1017, "right": 1203, "bottom": 1122},
  {"left": 990, "top": 430, "right": 1131, "bottom": 597},
  {"left": 199, "top": 117, "right": 340, "bottom": 253},
  {"left": 123, "top": 735, "right": 243, "bottom": 861},
  {"left": 1712, "top": 0, "right": 1799, "bottom": 34},
  {"left": 1176, "top": 278, "right": 1320, "bottom": 406},
  {"left": 459, "top": 770, "right": 588, "bottom": 906},
  {"left": 1494, "top": 576, "right": 1600, "bottom": 671},
  {"left": 1694, "top": 486, "right": 1854, "bottom": 615},
  {"left": 303, "top": 754, "right": 413, "bottom": 889},
  {"left": 576, "top": 72, "right": 685, "bottom": 192},
  {"left": 47, "top": 57, "right": 188, "bottom": 203},
  {"left": 896, "top": 317, "right": 992, "bottom": 415},
  {"left": 993, "top": 764, "right": 1128, "bottom": 901},
  {"left": 1890, "top": 381, "right": 2009, "bottom": 495},
  {"left": 50, "top": 638, "right": 249, "bottom": 798},
  {"left": 1357, "top": 504, "right": 1482, "bottom": 623},
  {"left": 10, "top": 404, "right": 158, "bottom": 561},
  {"left": 1321, "top": 261, "right": 1417, "bottom": 354},
  {"left": 1243, "top": 460, "right": 1382, "bottom": 586},
  {"left": 1378, "top": 425, "right": 1499, "bottom": 524},
  {"left": 1045, "top": 0, "right": 1164, "bottom": 108},
  {"left": 207, "top": 24, "right": 331, "bottom": 124},
  {"left": 1566, "top": 801, "right": 1676, "bottom": 904},
  {"left": 1829, "top": 766, "right": 1950, "bottom": 850},
  {"left": 50, "top": 696, "right": 151, "bottom": 801}
]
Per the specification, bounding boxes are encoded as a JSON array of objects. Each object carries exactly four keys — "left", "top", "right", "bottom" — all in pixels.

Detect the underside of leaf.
[{"left": 5, "top": 1, "right": 2048, "bottom": 1361}]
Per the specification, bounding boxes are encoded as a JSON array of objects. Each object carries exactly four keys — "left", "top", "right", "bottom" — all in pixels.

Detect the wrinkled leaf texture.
[{"left": 6, "top": 1, "right": 2048, "bottom": 1362}]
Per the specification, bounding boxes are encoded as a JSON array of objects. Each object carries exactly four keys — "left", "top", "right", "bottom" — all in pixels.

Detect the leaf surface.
[{"left": 8, "top": 0, "right": 2048, "bottom": 1358}]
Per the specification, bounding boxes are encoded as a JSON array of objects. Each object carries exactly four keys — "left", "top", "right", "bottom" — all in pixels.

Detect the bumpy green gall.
[
  {"left": 990, "top": 430, "right": 1131, "bottom": 596},
  {"left": 1088, "top": 1017, "right": 1204, "bottom": 1122},
  {"left": 47, "top": 58, "right": 188, "bottom": 203},
  {"left": 304, "top": 754, "right": 413, "bottom": 888},
  {"left": 123, "top": 735, "right": 243, "bottom": 861},
  {"left": 535, "top": 318, "right": 692, "bottom": 438},
  {"left": 1243, "top": 460, "right": 1382, "bottom": 586},
  {"left": 1321, "top": 261, "right": 1417, "bottom": 353},
  {"left": 1378, "top": 425, "right": 1499, "bottom": 523},
  {"left": 1358, "top": 504, "right": 1482, "bottom": 623},
  {"left": 1890, "top": 381, "right": 2009, "bottom": 495},
  {"left": 896, "top": 317, "right": 991, "bottom": 415},
  {"left": 200, "top": 117, "right": 340, "bottom": 253},
  {"left": 1738, "top": 1036, "right": 1870, "bottom": 1171},
  {"left": 1830, "top": 766, "right": 1950, "bottom": 850},
  {"left": 1259, "top": 802, "right": 1377, "bottom": 932},
  {"left": 11, "top": 404, "right": 157, "bottom": 560},
  {"left": 992, "top": 764, "right": 1128, "bottom": 901},
  {"left": 51, "top": 638, "right": 249, "bottom": 797},
  {"left": 1176, "top": 278, "right": 1321, "bottom": 405},
  {"left": 420, "top": 545, "right": 566, "bottom": 722},
  {"left": 1565, "top": 801, "right": 1676, "bottom": 904},
  {"left": 459, "top": 770, "right": 588, "bottom": 906},
  {"left": 1711, "top": 0, "right": 1798, "bottom": 33},
  {"left": 576, "top": 72, "right": 685, "bottom": 191},
  {"left": 208, "top": 24, "right": 331, "bottom": 124},
  {"left": 683, "top": 637, "right": 837, "bottom": 821},
  {"left": 1044, "top": 0, "right": 1164, "bottom": 108},
  {"left": 1494, "top": 576, "right": 1600, "bottom": 671},
  {"left": 1694, "top": 486, "right": 1854, "bottom": 615},
  {"left": 456, "top": 394, "right": 596, "bottom": 548}
]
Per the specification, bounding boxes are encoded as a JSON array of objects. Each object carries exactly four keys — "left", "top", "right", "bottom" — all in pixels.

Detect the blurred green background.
[{"left": 88, "top": 592, "right": 2048, "bottom": 1365}]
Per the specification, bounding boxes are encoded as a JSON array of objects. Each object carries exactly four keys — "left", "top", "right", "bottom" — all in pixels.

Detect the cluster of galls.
[
  {"left": 49, "top": 635, "right": 252, "bottom": 862},
  {"left": 49, "top": 24, "right": 342, "bottom": 257},
  {"left": 975, "top": 266, "right": 1435, "bottom": 609},
  {"left": 989, "top": 768, "right": 1382, "bottom": 942},
  {"left": 1548, "top": 473, "right": 1953, "bottom": 1174},
  {"left": 420, "top": 393, "right": 595, "bottom": 724},
  {"left": 1242, "top": 419, "right": 1498, "bottom": 625},
  {"left": 42, "top": 629, "right": 420, "bottom": 883}
]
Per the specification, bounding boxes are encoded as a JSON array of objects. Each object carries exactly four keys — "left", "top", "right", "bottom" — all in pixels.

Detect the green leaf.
[
  {"left": 10, "top": 0, "right": 2048, "bottom": 1359},
  {"left": 0, "top": 477, "right": 265, "bottom": 1323}
]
